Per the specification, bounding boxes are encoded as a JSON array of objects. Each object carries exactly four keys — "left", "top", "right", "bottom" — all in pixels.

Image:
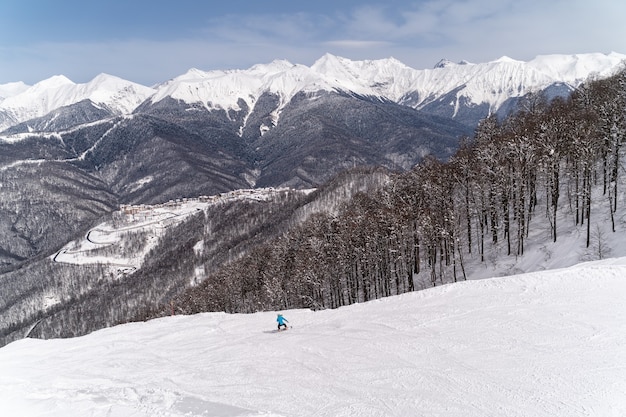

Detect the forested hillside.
[
  {"left": 0, "top": 169, "right": 387, "bottom": 345},
  {"left": 2, "top": 66, "right": 625, "bottom": 345},
  {"left": 164, "top": 68, "right": 626, "bottom": 315}
]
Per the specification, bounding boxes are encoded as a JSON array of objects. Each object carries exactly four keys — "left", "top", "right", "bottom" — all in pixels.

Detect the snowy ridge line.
[
  {"left": 0, "top": 116, "right": 117, "bottom": 146},
  {"left": 75, "top": 116, "right": 129, "bottom": 161},
  {"left": 148, "top": 52, "right": 626, "bottom": 116},
  {"left": 2, "top": 52, "right": 625, "bottom": 133},
  {"left": 0, "top": 116, "right": 128, "bottom": 164},
  {"left": 0, "top": 74, "right": 154, "bottom": 131}
]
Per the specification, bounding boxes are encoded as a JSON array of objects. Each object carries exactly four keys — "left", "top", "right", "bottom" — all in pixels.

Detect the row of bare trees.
[{"left": 174, "top": 67, "right": 626, "bottom": 314}]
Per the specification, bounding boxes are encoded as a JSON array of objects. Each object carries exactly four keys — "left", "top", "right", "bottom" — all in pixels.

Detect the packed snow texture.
[{"left": 1, "top": 258, "right": 625, "bottom": 416}]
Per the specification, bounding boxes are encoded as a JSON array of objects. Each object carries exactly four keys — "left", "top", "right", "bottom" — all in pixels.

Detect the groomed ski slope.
[{"left": 1, "top": 259, "right": 625, "bottom": 417}]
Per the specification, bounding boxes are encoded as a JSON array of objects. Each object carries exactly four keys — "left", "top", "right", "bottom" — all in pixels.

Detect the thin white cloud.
[
  {"left": 0, "top": 37, "right": 327, "bottom": 85},
  {"left": 1, "top": 0, "right": 625, "bottom": 84},
  {"left": 324, "top": 40, "right": 391, "bottom": 49},
  {"left": 329, "top": 0, "right": 626, "bottom": 66},
  {"left": 204, "top": 12, "right": 335, "bottom": 45}
]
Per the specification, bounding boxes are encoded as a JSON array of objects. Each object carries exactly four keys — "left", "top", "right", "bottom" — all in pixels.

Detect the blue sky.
[{"left": 1, "top": 0, "right": 625, "bottom": 85}]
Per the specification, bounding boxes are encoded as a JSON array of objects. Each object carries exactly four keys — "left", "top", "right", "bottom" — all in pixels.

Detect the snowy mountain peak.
[
  {"left": 381, "top": 56, "right": 408, "bottom": 67},
  {"left": 81, "top": 73, "right": 156, "bottom": 114},
  {"left": 3, "top": 51, "right": 625, "bottom": 132},
  {"left": 0, "top": 74, "right": 154, "bottom": 130},
  {"left": 179, "top": 68, "right": 213, "bottom": 81},
  {"left": 141, "top": 51, "right": 626, "bottom": 131},
  {"left": 24, "top": 75, "right": 75, "bottom": 97},
  {"left": 248, "top": 59, "right": 295, "bottom": 75},
  {"left": 311, "top": 54, "right": 348, "bottom": 76},
  {"left": 492, "top": 55, "right": 524, "bottom": 64},
  {"left": 434, "top": 59, "right": 455, "bottom": 69},
  {"left": 434, "top": 59, "right": 472, "bottom": 69},
  {"left": 89, "top": 72, "right": 128, "bottom": 86},
  {"left": 311, "top": 52, "right": 344, "bottom": 67},
  {"left": 36, "top": 74, "right": 74, "bottom": 87},
  {"left": 309, "top": 54, "right": 407, "bottom": 76}
]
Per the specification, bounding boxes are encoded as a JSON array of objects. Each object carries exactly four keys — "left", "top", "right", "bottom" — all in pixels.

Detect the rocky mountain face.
[{"left": 0, "top": 52, "right": 624, "bottom": 271}]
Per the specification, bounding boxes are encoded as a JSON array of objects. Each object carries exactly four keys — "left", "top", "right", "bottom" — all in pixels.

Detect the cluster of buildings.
[{"left": 117, "top": 188, "right": 282, "bottom": 220}]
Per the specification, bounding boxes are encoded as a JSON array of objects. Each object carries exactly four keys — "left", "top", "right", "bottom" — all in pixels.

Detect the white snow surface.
[
  {"left": 0, "top": 81, "right": 29, "bottom": 100},
  {"left": 1, "top": 258, "right": 625, "bottom": 416},
  {"left": 0, "top": 74, "right": 155, "bottom": 130}
]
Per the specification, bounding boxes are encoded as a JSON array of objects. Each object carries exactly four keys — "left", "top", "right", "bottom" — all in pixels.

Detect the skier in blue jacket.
[{"left": 277, "top": 314, "right": 289, "bottom": 330}]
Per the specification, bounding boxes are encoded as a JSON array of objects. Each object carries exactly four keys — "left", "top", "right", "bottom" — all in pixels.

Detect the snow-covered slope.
[
  {"left": 528, "top": 52, "right": 625, "bottom": 84},
  {"left": 0, "top": 81, "right": 29, "bottom": 100},
  {"left": 1, "top": 258, "right": 624, "bottom": 416},
  {"left": 149, "top": 59, "right": 337, "bottom": 113},
  {"left": 0, "top": 74, "right": 155, "bottom": 131},
  {"left": 148, "top": 52, "right": 626, "bottom": 118}
]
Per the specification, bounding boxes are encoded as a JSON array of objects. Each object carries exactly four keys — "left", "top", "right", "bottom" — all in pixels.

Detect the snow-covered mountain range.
[
  {"left": 0, "top": 51, "right": 624, "bottom": 277},
  {"left": 2, "top": 50, "right": 626, "bottom": 394},
  {"left": 150, "top": 51, "right": 624, "bottom": 116},
  {"left": 1, "top": 52, "right": 624, "bottom": 132},
  {"left": 0, "top": 74, "right": 154, "bottom": 131}
]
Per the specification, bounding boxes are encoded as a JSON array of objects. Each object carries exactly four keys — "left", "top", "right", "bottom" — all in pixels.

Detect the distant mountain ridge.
[
  {"left": 0, "top": 74, "right": 155, "bottom": 131},
  {"left": 0, "top": 51, "right": 623, "bottom": 272},
  {"left": 1, "top": 52, "right": 624, "bottom": 133},
  {"left": 1, "top": 51, "right": 625, "bottom": 347}
]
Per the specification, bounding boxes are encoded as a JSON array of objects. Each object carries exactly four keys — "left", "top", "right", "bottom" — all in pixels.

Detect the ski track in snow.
[{"left": 0, "top": 260, "right": 625, "bottom": 416}]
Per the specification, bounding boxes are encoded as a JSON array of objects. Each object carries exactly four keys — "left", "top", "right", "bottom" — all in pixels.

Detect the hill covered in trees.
[
  {"left": 164, "top": 67, "right": 626, "bottom": 316},
  {"left": 3, "top": 66, "right": 625, "bottom": 344}
]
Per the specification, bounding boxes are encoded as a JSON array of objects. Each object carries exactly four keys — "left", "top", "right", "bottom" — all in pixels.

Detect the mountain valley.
[{"left": 1, "top": 52, "right": 625, "bottom": 345}]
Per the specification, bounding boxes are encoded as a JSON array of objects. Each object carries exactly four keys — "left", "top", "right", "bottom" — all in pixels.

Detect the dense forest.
[
  {"left": 164, "top": 67, "right": 626, "bottom": 316},
  {"left": 0, "top": 170, "right": 387, "bottom": 345}
]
